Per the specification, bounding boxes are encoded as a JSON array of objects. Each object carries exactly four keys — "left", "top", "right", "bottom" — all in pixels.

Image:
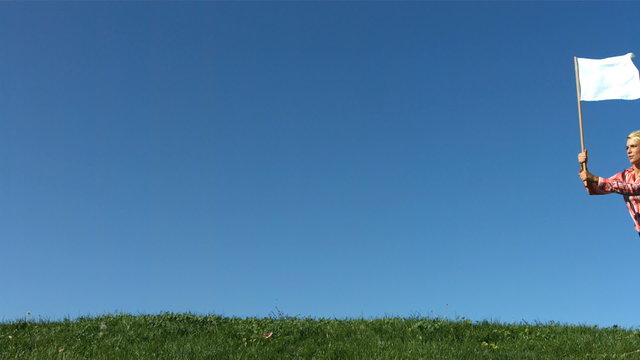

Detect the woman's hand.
[
  {"left": 578, "top": 149, "right": 588, "bottom": 165},
  {"left": 578, "top": 149, "right": 598, "bottom": 185},
  {"left": 579, "top": 168, "right": 599, "bottom": 184}
]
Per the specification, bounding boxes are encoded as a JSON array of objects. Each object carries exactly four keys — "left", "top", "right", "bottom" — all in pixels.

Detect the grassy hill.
[{"left": 2, "top": 313, "right": 640, "bottom": 359}]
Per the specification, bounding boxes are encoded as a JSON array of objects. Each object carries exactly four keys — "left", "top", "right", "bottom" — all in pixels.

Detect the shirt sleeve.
[
  {"left": 585, "top": 171, "right": 624, "bottom": 195},
  {"left": 595, "top": 172, "right": 640, "bottom": 195}
]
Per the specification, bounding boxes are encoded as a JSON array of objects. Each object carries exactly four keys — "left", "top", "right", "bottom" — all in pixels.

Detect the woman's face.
[{"left": 627, "top": 138, "right": 640, "bottom": 166}]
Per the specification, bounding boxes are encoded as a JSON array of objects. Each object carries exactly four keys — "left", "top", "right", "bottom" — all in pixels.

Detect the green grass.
[{"left": 2, "top": 313, "right": 640, "bottom": 359}]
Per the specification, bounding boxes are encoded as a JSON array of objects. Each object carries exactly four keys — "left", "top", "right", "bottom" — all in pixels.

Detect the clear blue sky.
[{"left": 3, "top": 1, "right": 640, "bottom": 328}]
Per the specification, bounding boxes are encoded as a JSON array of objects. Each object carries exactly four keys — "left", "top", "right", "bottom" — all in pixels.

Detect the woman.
[{"left": 579, "top": 130, "right": 640, "bottom": 232}]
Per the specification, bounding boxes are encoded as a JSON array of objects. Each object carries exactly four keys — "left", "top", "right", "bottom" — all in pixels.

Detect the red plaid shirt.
[{"left": 587, "top": 167, "right": 640, "bottom": 230}]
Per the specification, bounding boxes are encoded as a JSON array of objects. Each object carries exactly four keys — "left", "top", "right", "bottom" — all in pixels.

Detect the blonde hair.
[{"left": 628, "top": 130, "right": 640, "bottom": 143}]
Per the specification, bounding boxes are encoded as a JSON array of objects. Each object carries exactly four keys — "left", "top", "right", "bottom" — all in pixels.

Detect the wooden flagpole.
[{"left": 574, "top": 56, "right": 586, "bottom": 171}]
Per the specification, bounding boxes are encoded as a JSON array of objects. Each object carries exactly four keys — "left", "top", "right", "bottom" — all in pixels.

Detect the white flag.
[{"left": 577, "top": 53, "right": 640, "bottom": 101}]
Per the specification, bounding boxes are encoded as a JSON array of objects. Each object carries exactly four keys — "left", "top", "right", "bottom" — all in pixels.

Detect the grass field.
[{"left": 2, "top": 313, "right": 640, "bottom": 359}]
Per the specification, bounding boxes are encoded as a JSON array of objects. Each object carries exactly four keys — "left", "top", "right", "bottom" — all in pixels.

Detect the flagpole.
[{"left": 574, "top": 56, "right": 586, "bottom": 170}]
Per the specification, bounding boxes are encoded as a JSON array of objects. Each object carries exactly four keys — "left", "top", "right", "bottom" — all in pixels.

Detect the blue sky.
[{"left": 4, "top": 1, "right": 640, "bottom": 327}]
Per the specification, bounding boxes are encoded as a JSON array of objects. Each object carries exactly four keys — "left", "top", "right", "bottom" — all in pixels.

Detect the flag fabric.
[{"left": 576, "top": 53, "right": 640, "bottom": 101}]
